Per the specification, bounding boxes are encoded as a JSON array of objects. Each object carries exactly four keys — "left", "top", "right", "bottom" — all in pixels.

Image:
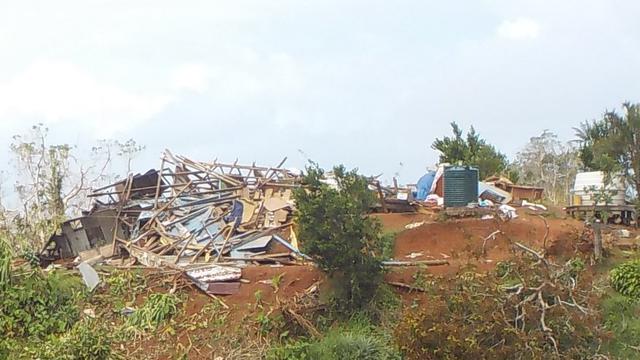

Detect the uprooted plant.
[
  {"left": 396, "top": 257, "right": 600, "bottom": 359},
  {"left": 397, "top": 224, "right": 602, "bottom": 359}
]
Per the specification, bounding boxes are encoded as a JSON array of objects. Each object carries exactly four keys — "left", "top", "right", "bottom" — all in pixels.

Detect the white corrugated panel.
[{"left": 573, "top": 171, "right": 626, "bottom": 206}]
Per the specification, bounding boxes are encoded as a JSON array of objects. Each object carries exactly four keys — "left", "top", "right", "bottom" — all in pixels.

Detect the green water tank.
[{"left": 443, "top": 166, "right": 479, "bottom": 207}]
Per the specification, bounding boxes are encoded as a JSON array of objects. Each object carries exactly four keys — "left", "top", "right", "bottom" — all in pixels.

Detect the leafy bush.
[
  {"left": 268, "top": 320, "right": 400, "bottom": 360},
  {"left": 127, "top": 293, "right": 181, "bottom": 331},
  {"left": 294, "top": 164, "right": 387, "bottom": 312},
  {"left": 30, "top": 319, "right": 112, "bottom": 360},
  {"left": 610, "top": 260, "right": 640, "bottom": 298},
  {"left": 106, "top": 269, "right": 147, "bottom": 296},
  {"left": 267, "top": 340, "right": 311, "bottom": 360},
  {"left": 306, "top": 329, "right": 400, "bottom": 360},
  {"left": 0, "top": 270, "right": 82, "bottom": 338}
]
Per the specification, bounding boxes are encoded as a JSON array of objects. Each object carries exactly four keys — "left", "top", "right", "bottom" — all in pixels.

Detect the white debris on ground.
[{"left": 405, "top": 221, "right": 426, "bottom": 230}]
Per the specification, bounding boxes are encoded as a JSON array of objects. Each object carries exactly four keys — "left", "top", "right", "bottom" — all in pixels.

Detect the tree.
[
  {"left": 514, "top": 130, "right": 581, "bottom": 204},
  {"left": 432, "top": 122, "right": 508, "bottom": 179},
  {"left": 293, "top": 164, "right": 386, "bottom": 312},
  {"left": 575, "top": 102, "right": 640, "bottom": 199},
  {"left": 7, "top": 124, "right": 138, "bottom": 251},
  {"left": 116, "top": 139, "right": 145, "bottom": 175}
]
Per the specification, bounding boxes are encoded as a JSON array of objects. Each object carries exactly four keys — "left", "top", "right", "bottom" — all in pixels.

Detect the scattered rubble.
[
  {"left": 38, "top": 152, "right": 635, "bottom": 299},
  {"left": 41, "top": 150, "right": 307, "bottom": 296}
]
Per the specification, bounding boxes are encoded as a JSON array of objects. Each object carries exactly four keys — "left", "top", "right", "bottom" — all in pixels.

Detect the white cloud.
[
  {"left": 171, "top": 63, "right": 210, "bottom": 93},
  {"left": 0, "top": 60, "right": 172, "bottom": 136},
  {"left": 497, "top": 18, "right": 541, "bottom": 40},
  {"left": 198, "top": 51, "right": 303, "bottom": 103}
]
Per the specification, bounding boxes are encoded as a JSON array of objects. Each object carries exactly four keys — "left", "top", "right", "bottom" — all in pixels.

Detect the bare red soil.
[
  {"left": 128, "top": 210, "right": 592, "bottom": 358},
  {"left": 382, "top": 211, "right": 584, "bottom": 284}
]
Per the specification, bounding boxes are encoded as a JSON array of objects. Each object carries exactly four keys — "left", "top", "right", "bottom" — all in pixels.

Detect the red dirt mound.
[{"left": 382, "top": 212, "right": 583, "bottom": 279}]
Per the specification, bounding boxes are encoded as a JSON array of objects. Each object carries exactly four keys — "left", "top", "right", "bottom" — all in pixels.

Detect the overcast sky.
[{"left": 1, "top": 0, "right": 639, "bottom": 184}]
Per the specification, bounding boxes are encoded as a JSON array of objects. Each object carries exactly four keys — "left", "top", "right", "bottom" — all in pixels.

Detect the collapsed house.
[
  {"left": 410, "top": 165, "right": 548, "bottom": 221},
  {"left": 41, "top": 150, "right": 306, "bottom": 294}
]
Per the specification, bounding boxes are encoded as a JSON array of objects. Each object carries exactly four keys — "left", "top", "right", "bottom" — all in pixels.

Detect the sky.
[{"left": 1, "top": 0, "right": 640, "bottom": 185}]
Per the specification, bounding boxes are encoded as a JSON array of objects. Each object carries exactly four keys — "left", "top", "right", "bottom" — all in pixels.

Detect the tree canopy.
[
  {"left": 432, "top": 122, "right": 508, "bottom": 179},
  {"left": 293, "top": 164, "right": 386, "bottom": 312},
  {"left": 514, "top": 130, "right": 580, "bottom": 204},
  {"left": 575, "top": 102, "right": 640, "bottom": 198}
]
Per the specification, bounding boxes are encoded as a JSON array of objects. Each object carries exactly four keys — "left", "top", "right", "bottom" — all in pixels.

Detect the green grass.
[
  {"left": 381, "top": 231, "right": 398, "bottom": 260},
  {"left": 126, "top": 293, "right": 181, "bottom": 331},
  {"left": 268, "top": 316, "right": 401, "bottom": 360},
  {"left": 601, "top": 291, "right": 640, "bottom": 358}
]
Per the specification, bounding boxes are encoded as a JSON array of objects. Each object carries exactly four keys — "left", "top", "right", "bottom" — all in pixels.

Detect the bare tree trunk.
[{"left": 593, "top": 221, "right": 603, "bottom": 262}]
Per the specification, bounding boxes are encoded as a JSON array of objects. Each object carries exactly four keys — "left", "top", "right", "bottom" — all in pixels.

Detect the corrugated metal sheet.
[
  {"left": 234, "top": 235, "right": 273, "bottom": 251},
  {"left": 478, "top": 182, "right": 512, "bottom": 204},
  {"left": 186, "top": 265, "right": 241, "bottom": 283},
  {"left": 443, "top": 166, "right": 479, "bottom": 207},
  {"left": 573, "top": 171, "right": 626, "bottom": 206},
  {"left": 205, "top": 282, "right": 241, "bottom": 295}
]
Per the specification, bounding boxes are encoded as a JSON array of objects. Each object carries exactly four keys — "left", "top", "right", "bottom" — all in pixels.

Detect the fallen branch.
[
  {"left": 284, "top": 308, "right": 322, "bottom": 338},
  {"left": 382, "top": 260, "right": 449, "bottom": 267},
  {"left": 482, "top": 230, "right": 503, "bottom": 254},
  {"left": 386, "top": 281, "right": 426, "bottom": 292},
  {"left": 537, "top": 215, "right": 550, "bottom": 252}
]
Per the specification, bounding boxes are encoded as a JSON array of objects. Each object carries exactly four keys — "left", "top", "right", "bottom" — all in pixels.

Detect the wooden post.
[
  {"left": 593, "top": 220, "right": 603, "bottom": 262},
  {"left": 154, "top": 158, "right": 165, "bottom": 208},
  {"left": 376, "top": 181, "right": 388, "bottom": 213}
]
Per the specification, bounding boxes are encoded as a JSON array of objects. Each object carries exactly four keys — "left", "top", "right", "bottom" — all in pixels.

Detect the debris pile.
[
  {"left": 408, "top": 165, "right": 552, "bottom": 220},
  {"left": 42, "top": 150, "right": 307, "bottom": 295}
]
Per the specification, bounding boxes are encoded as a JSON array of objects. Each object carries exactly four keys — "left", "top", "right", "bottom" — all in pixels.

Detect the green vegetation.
[
  {"left": 1, "top": 319, "right": 112, "bottom": 360},
  {"left": 601, "top": 292, "right": 640, "bottom": 358},
  {"left": 610, "top": 259, "right": 640, "bottom": 298},
  {"left": 1, "top": 109, "right": 640, "bottom": 358},
  {"left": 0, "top": 266, "right": 112, "bottom": 360},
  {"left": 30, "top": 319, "right": 112, "bottom": 360},
  {"left": 0, "top": 237, "right": 11, "bottom": 289},
  {"left": 395, "top": 257, "right": 599, "bottom": 359},
  {"left": 268, "top": 318, "right": 401, "bottom": 360},
  {"left": 0, "top": 270, "right": 83, "bottom": 338},
  {"left": 432, "top": 122, "right": 508, "bottom": 179},
  {"left": 127, "top": 293, "right": 182, "bottom": 331},
  {"left": 575, "top": 102, "right": 640, "bottom": 204},
  {"left": 294, "top": 164, "right": 388, "bottom": 312},
  {"left": 106, "top": 269, "right": 147, "bottom": 296}
]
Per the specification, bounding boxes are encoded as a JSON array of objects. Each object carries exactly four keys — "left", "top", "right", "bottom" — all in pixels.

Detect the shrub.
[
  {"left": 294, "top": 164, "right": 387, "bottom": 312},
  {"left": 31, "top": 319, "right": 112, "bottom": 360},
  {"left": 106, "top": 269, "right": 147, "bottom": 296},
  {"left": 127, "top": 293, "right": 181, "bottom": 331},
  {"left": 268, "top": 320, "right": 400, "bottom": 360},
  {"left": 306, "top": 329, "right": 400, "bottom": 360},
  {"left": 0, "top": 270, "right": 82, "bottom": 338},
  {"left": 267, "top": 340, "right": 311, "bottom": 360},
  {"left": 610, "top": 260, "right": 640, "bottom": 298}
]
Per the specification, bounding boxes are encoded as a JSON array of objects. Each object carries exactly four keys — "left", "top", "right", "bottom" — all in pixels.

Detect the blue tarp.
[{"left": 416, "top": 171, "right": 436, "bottom": 201}]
